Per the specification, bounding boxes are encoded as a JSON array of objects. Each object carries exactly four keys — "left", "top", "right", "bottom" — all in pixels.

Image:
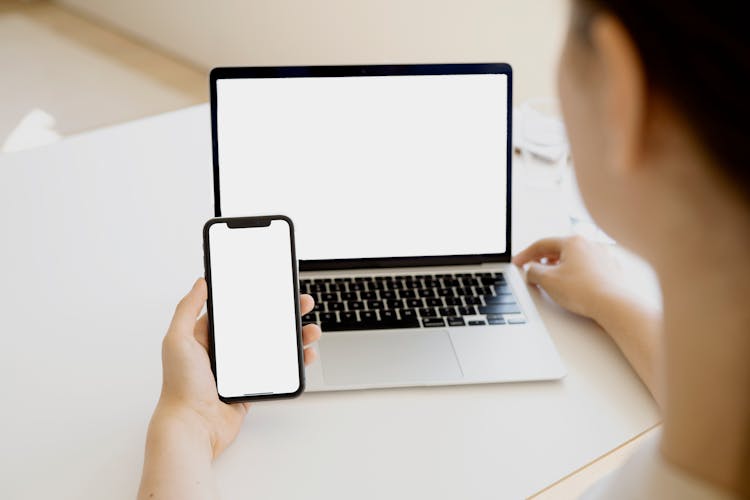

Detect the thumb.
[
  {"left": 170, "top": 278, "right": 208, "bottom": 336},
  {"left": 525, "top": 262, "right": 554, "bottom": 288}
]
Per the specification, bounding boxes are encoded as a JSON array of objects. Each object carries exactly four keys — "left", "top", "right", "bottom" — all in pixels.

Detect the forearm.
[
  {"left": 594, "top": 290, "right": 663, "bottom": 405},
  {"left": 138, "top": 406, "right": 218, "bottom": 500}
]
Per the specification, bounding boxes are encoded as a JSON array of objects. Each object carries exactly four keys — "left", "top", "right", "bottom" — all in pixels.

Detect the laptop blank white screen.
[{"left": 216, "top": 73, "right": 508, "bottom": 261}]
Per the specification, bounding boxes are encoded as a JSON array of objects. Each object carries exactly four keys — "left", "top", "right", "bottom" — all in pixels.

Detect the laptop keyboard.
[{"left": 299, "top": 272, "right": 526, "bottom": 332}]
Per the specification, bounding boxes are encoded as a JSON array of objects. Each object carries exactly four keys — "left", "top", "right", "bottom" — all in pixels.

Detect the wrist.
[
  {"left": 586, "top": 283, "right": 631, "bottom": 324},
  {"left": 592, "top": 287, "right": 660, "bottom": 338},
  {"left": 147, "top": 402, "right": 215, "bottom": 461},
  {"left": 139, "top": 402, "right": 219, "bottom": 500},
  {"left": 587, "top": 286, "right": 663, "bottom": 403}
]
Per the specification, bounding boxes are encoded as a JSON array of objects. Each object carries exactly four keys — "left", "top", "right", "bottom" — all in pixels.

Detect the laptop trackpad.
[{"left": 320, "top": 331, "right": 463, "bottom": 388}]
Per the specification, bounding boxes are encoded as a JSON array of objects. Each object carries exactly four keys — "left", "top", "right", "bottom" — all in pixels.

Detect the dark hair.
[{"left": 575, "top": 0, "right": 749, "bottom": 200}]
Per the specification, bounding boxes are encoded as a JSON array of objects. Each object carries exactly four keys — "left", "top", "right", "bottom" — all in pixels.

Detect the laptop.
[{"left": 210, "top": 63, "right": 565, "bottom": 391}]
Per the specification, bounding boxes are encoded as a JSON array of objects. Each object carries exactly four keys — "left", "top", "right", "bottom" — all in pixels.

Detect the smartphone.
[{"left": 203, "top": 215, "right": 304, "bottom": 403}]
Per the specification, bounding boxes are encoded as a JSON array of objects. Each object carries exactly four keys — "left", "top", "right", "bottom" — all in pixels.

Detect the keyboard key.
[
  {"left": 476, "top": 272, "right": 492, "bottom": 278},
  {"left": 488, "top": 317, "right": 506, "bottom": 325},
  {"left": 436, "top": 288, "right": 453, "bottom": 297},
  {"left": 461, "top": 278, "right": 479, "bottom": 287},
  {"left": 334, "top": 277, "right": 349, "bottom": 282},
  {"left": 494, "top": 284, "right": 513, "bottom": 295},
  {"left": 387, "top": 299, "right": 404, "bottom": 309},
  {"left": 508, "top": 317, "right": 527, "bottom": 325},
  {"left": 457, "top": 287, "right": 474, "bottom": 296},
  {"left": 399, "top": 289, "right": 417, "bottom": 299},
  {"left": 468, "top": 320, "right": 486, "bottom": 326},
  {"left": 418, "top": 289, "right": 436, "bottom": 298},
  {"left": 329, "top": 302, "right": 345, "bottom": 311},
  {"left": 380, "top": 290, "right": 397, "bottom": 300},
  {"left": 419, "top": 307, "right": 437, "bottom": 318},
  {"left": 316, "top": 302, "right": 327, "bottom": 312},
  {"left": 360, "top": 291, "right": 377, "bottom": 300},
  {"left": 423, "top": 318, "right": 446, "bottom": 328},
  {"left": 314, "top": 278, "right": 332, "bottom": 283},
  {"left": 348, "top": 301, "right": 365, "bottom": 310},
  {"left": 342, "top": 291, "right": 357, "bottom": 301},
  {"left": 478, "top": 304, "right": 521, "bottom": 315},
  {"left": 459, "top": 306, "right": 477, "bottom": 316},
  {"left": 445, "top": 297, "right": 464, "bottom": 306},
  {"left": 322, "top": 292, "right": 338, "bottom": 302},
  {"left": 400, "top": 309, "right": 416, "bottom": 319},
  {"left": 367, "top": 300, "right": 385, "bottom": 310},
  {"left": 349, "top": 282, "right": 365, "bottom": 291},
  {"left": 369, "top": 281, "right": 385, "bottom": 290},
  {"left": 360, "top": 310, "right": 377, "bottom": 322},
  {"left": 354, "top": 277, "right": 369, "bottom": 282},
  {"left": 321, "top": 316, "right": 420, "bottom": 331},
  {"left": 406, "top": 298, "right": 424, "bottom": 308},
  {"left": 475, "top": 286, "right": 493, "bottom": 295},
  {"left": 302, "top": 312, "right": 317, "bottom": 324},
  {"left": 439, "top": 306, "right": 457, "bottom": 317},
  {"left": 444, "top": 278, "right": 460, "bottom": 287},
  {"left": 340, "top": 311, "right": 358, "bottom": 322},
  {"left": 329, "top": 283, "right": 346, "bottom": 292},
  {"left": 483, "top": 295, "right": 516, "bottom": 305},
  {"left": 456, "top": 273, "right": 472, "bottom": 278},
  {"left": 465, "top": 296, "right": 482, "bottom": 305},
  {"left": 380, "top": 310, "right": 397, "bottom": 321},
  {"left": 426, "top": 297, "right": 443, "bottom": 307},
  {"left": 447, "top": 316, "right": 465, "bottom": 327},
  {"left": 321, "top": 319, "right": 361, "bottom": 331},
  {"left": 320, "top": 312, "right": 337, "bottom": 323}
]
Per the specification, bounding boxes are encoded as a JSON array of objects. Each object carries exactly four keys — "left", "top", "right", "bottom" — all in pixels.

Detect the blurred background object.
[
  {"left": 0, "top": 0, "right": 205, "bottom": 142},
  {"left": 512, "top": 97, "right": 614, "bottom": 244},
  {"left": 1, "top": 0, "right": 567, "bottom": 144},
  {"left": 2, "top": 108, "right": 61, "bottom": 152},
  {"left": 515, "top": 97, "right": 569, "bottom": 165},
  {"left": 514, "top": 97, "right": 569, "bottom": 188}
]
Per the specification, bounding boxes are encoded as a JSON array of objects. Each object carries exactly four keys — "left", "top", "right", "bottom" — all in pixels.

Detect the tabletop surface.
[{"left": 0, "top": 105, "right": 659, "bottom": 499}]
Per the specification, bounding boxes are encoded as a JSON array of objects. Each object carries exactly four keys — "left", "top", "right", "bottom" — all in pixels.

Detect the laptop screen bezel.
[{"left": 210, "top": 63, "right": 513, "bottom": 271}]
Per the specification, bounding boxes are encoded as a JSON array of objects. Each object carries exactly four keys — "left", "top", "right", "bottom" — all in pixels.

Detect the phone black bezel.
[
  {"left": 203, "top": 215, "right": 305, "bottom": 404},
  {"left": 210, "top": 63, "right": 513, "bottom": 271}
]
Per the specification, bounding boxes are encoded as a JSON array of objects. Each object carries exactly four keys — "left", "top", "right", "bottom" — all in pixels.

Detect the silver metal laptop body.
[{"left": 210, "top": 63, "right": 565, "bottom": 391}]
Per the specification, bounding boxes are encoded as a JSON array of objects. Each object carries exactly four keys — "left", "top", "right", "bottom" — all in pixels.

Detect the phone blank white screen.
[
  {"left": 208, "top": 220, "right": 300, "bottom": 398},
  {"left": 216, "top": 73, "right": 508, "bottom": 260}
]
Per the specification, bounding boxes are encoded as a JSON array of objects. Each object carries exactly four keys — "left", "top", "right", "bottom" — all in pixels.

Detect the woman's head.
[{"left": 557, "top": 0, "right": 749, "bottom": 253}]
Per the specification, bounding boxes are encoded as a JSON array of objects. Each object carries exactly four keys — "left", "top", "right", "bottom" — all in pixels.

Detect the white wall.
[{"left": 56, "top": 0, "right": 568, "bottom": 104}]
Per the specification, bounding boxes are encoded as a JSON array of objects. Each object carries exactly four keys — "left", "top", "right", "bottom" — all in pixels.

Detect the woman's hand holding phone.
[
  {"left": 156, "top": 278, "right": 321, "bottom": 457},
  {"left": 138, "top": 279, "right": 321, "bottom": 500}
]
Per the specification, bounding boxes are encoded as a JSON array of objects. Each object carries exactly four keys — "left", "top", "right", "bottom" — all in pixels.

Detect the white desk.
[{"left": 0, "top": 105, "right": 659, "bottom": 499}]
